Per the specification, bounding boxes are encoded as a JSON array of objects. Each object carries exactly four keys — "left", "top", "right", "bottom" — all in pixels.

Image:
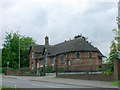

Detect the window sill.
[{"left": 40, "top": 65, "right": 43, "bottom": 67}]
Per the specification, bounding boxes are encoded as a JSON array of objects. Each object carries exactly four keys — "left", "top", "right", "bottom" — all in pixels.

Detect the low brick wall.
[
  {"left": 5, "top": 69, "right": 36, "bottom": 76},
  {"left": 57, "top": 74, "right": 115, "bottom": 81},
  {"left": 6, "top": 69, "right": 20, "bottom": 76},
  {"left": 57, "top": 65, "right": 99, "bottom": 72},
  {"left": 19, "top": 74, "right": 36, "bottom": 76}
]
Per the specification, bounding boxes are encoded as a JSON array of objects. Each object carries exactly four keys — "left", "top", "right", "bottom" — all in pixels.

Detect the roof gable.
[{"left": 32, "top": 37, "right": 104, "bottom": 59}]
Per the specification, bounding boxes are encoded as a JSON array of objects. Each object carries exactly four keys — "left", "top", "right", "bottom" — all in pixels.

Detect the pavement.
[{"left": 2, "top": 74, "right": 119, "bottom": 88}]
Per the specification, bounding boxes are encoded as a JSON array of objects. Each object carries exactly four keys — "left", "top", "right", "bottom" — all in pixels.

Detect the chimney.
[{"left": 45, "top": 36, "right": 49, "bottom": 45}]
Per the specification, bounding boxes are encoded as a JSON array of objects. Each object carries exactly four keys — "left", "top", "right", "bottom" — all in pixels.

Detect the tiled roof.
[
  {"left": 31, "top": 45, "right": 44, "bottom": 53},
  {"left": 30, "top": 37, "right": 103, "bottom": 59}
]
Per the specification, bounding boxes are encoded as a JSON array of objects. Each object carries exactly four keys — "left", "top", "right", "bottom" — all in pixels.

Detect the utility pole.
[
  {"left": 118, "top": 0, "right": 120, "bottom": 59},
  {"left": 19, "top": 33, "right": 20, "bottom": 69}
]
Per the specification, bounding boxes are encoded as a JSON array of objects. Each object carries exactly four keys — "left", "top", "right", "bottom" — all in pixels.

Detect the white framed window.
[
  {"left": 45, "top": 53, "right": 48, "bottom": 65},
  {"left": 51, "top": 57, "right": 55, "bottom": 66},
  {"left": 32, "top": 52, "right": 34, "bottom": 59},
  {"left": 37, "top": 62, "right": 39, "bottom": 69},
  {"left": 40, "top": 60, "right": 43, "bottom": 67},
  {"left": 31, "top": 62, "right": 34, "bottom": 70},
  {"left": 68, "top": 59, "right": 71, "bottom": 66}
]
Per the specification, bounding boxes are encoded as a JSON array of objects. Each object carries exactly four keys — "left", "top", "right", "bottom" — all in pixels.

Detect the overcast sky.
[{"left": 0, "top": 0, "right": 118, "bottom": 57}]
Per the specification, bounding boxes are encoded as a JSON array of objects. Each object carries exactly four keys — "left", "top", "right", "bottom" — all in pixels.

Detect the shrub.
[
  {"left": 2, "top": 67, "right": 7, "bottom": 73},
  {"left": 98, "top": 65, "right": 105, "bottom": 71},
  {"left": 45, "top": 66, "right": 54, "bottom": 73},
  {"left": 57, "top": 68, "right": 64, "bottom": 73}
]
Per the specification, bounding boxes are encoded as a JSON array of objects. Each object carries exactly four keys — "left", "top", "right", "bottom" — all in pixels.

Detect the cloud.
[{"left": 0, "top": 0, "right": 118, "bottom": 57}]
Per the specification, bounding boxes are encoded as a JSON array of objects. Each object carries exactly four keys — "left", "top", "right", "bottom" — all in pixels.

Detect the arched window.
[
  {"left": 40, "top": 59, "right": 43, "bottom": 67},
  {"left": 89, "top": 52, "right": 92, "bottom": 58},
  {"left": 31, "top": 62, "right": 34, "bottom": 70},
  {"left": 45, "top": 53, "right": 48, "bottom": 65},
  {"left": 32, "top": 52, "right": 34, "bottom": 59},
  {"left": 76, "top": 52, "right": 80, "bottom": 58}
]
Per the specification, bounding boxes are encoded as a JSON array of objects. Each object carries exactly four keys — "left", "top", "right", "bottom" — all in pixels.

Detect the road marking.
[
  {"left": 3, "top": 80, "right": 16, "bottom": 83},
  {"left": 32, "top": 84, "right": 60, "bottom": 88},
  {"left": 32, "top": 84, "right": 40, "bottom": 87},
  {"left": 42, "top": 85, "right": 60, "bottom": 88}
]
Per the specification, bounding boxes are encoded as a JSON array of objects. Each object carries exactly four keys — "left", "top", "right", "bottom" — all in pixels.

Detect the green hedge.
[{"left": 2, "top": 67, "right": 7, "bottom": 73}]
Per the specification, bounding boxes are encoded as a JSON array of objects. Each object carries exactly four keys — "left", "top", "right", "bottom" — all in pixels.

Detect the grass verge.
[
  {"left": 110, "top": 80, "right": 120, "bottom": 86},
  {"left": 0, "top": 87, "right": 13, "bottom": 90}
]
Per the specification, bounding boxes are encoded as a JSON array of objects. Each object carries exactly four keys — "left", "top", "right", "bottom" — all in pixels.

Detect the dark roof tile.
[
  {"left": 32, "top": 37, "right": 104, "bottom": 59},
  {"left": 31, "top": 45, "right": 44, "bottom": 52}
]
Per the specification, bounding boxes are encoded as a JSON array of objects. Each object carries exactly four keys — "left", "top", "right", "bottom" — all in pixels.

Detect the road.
[{"left": 2, "top": 77, "right": 94, "bottom": 88}]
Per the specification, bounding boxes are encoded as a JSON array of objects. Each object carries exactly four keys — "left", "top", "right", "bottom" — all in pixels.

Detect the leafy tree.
[
  {"left": 74, "top": 34, "right": 88, "bottom": 41},
  {"left": 107, "top": 29, "right": 119, "bottom": 63},
  {"left": 106, "top": 29, "right": 119, "bottom": 72},
  {"left": 2, "top": 31, "right": 36, "bottom": 69},
  {"left": 0, "top": 51, "right": 1, "bottom": 67},
  {"left": 74, "top": 34, "right": 93, "bottom": 44}
]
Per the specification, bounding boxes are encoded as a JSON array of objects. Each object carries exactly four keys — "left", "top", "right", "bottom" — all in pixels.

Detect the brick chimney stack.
[{"left": 45, "top": 36, "right": 49, "bottom": 46}]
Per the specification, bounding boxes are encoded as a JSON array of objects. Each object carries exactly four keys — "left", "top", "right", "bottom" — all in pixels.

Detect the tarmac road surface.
[{"left": 2, "top": 77, "right": 94, "bottom": 88}]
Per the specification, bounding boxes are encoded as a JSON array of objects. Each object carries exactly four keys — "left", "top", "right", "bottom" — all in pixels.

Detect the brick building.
[{"left": 29, "top": 36, "right": 103, "bottom": 72}]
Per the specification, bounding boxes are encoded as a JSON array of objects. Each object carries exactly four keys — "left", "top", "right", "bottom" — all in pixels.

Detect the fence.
[{"left": 56, "top": 63, "right": 115, "bottom": 81}]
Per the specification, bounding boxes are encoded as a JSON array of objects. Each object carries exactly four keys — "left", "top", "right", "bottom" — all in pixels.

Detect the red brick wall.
[
  {"left": 57, "top": 74, "right": 114, "bottom": 81},
  {"left": 6, "top": 69, "right": 20, "bottom": 76},
  {"left": 52, "top": 51, "right": 101, "bottom": 71},
  {"left": 29, "top": 48, "right": 37, "bottom": 69},
  {"left": 30, "top": 51, "right": 102, "bottom": 71}
]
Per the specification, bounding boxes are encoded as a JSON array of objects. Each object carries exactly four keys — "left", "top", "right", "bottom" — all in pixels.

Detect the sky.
[{"left": 0, "top": 0, "right": 118, "bottom": 57}]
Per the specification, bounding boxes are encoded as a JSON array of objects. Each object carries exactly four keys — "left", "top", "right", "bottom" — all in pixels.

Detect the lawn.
[
  {"left": 0, "top": 87, "right": 25, "bottom": 90},
  {"left": 0, "top": 87, "right": 13, "bottom": 90},
  {"left": 110, "top": 80, "right": 120, "bottom": 86}
]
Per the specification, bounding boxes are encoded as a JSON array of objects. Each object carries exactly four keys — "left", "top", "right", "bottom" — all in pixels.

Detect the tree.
[
  {"left": 107, "top": 29, "right": 119, "bottom": 62},
  {"left": 74, "top": 34, "right": 88, "bottom": 41},
  {"left": 0, "top": 51, "right": 1, "bottom": 66},
  {"left": 74, "top": 34, "right": 93, "bottom": 44},
  {"left": 107, "top": 29, "right": 119, "bottom": 72},
  {"left": 2, "top": 31, "right": 36, "bottom": 69}
]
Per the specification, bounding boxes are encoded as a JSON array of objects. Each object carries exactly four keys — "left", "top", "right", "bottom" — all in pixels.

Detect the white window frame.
[
  {"left": 37, "top": 62, "right": 39, "bottom": 69},
  {"left": 31, "top": 62, "right": 34, "bottom": 70},
  {"left": 32, "top": 52, "right": 34, "bottom": 59},
  {"left": 40, "top": 60, "right": 43, "bottom": 67},
  {"left": 68, "top": 59, "right": 71, "bottom": 66},
  {"left": 45, "top": 53, "right": 48, "bottom": 66}
]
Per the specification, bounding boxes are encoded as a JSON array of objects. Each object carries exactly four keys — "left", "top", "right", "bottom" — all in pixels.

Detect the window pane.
[
  {"left": 45, "top": 53, "right": 48, "bottom": 65},
  {"left": 32, "top": 52, "right": 34, "bottom": 59},
  {"left": 76, "top": 52, "right": 80, "bottom": 58},
  {"left": 89, "top": 52, "right": 92, "bottom": 58},
  {"left": 51, "top": 57, "right": 54, "bottom": 65},
  {"left": 31, "top": 62, "right": 34, "bottom": 69},
  {"left": 40, "top": 60, "right": 43, "bottom": 66}
]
